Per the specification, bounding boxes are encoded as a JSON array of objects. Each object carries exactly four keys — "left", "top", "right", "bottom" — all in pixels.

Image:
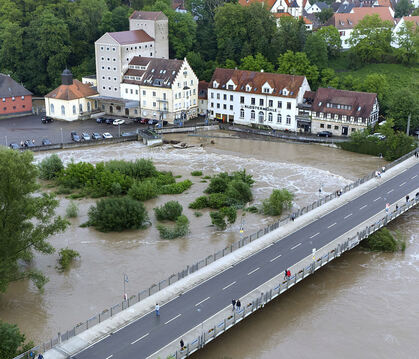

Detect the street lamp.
[
  {"left": 60, "top": 128, "right": 63, "bottom": 144},
  {"left": 123, "top": 273, "right": 128, "bottom": 301}
]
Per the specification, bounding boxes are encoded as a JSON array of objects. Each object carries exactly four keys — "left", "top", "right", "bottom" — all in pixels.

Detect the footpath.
[{"left": 40, "top": 154, "right": 419, "bottom": 359}]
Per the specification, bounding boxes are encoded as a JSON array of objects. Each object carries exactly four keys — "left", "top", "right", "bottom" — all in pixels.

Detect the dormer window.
[
  {"left": 357, "top": 106, "right": 361, "bottom": 111},
  {"left": 246, "top": 84, "right": 251, "bottom": 92},
  {"left": 282, "top": 88, "right": 288, "bottom": 96},
  {"left": 263, "top": 88, "right": 270, "bottom": 93},
  {"left": 318, "top": 101, "right": 322, "bottom": 106},
  {"left": 213, "top": 81, "right": 219, "bottom": 88}
]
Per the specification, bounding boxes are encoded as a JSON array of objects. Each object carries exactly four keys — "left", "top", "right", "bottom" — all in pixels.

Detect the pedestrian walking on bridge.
[
  {"left": 236, "top": 299, "right": 241, "bottom": 312},
  {"left": 155, "top": 303, "right": 160, "bottom": 316},
  {"left": 231, "top": 299, "right": 236, "bottom": 311}
]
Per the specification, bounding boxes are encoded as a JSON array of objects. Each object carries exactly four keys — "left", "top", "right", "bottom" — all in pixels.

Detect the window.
[
  {"left": 135, "top": 90, "right": 138, "bottom": 95},
  {"left": 327, "top": 124, "right": 331, "bottom": 129},
  {"left": 211, "top": 93, "right": 214, "bottom": 99},
  {"left": 79, "top": 104, "right": 83, "bottom": 113},
  {"left": 286, "top": 115, "right": 291, "bottom": 124},
  {"left": 21, "top": 96, "right": 24, "bottom": 100},
  {"left": 143, "top": 90, "right": 146, "bottom": 95},
  {"left": 50, "top": 103, "right": 54, "bottom": 114},
  {"left": 73, "top": 105, "right": 76, "bottom": 114},
  {"left": 259, "top": 99, "right": 264, "bottom": 106},
  {"left": 277, "top": 114, "right": 282, "bottom": 123},
  {"left": 223, "top": 104, "right": 226, "bottom": 110},
  {"left": 211, "top": 102, "right": 214, "bottom": 108},
  {"left": 217, "top": 93, "right": 220, "bottom": 100},
  {"left": 230, "top": 105, "right": 233, "bottom": 110},
  {"left": 125, "top": 89, "right": 128, "bottom": 94},
  {"left": 228, "top": 85, "right": 233, "bottom": 90},
  {"left": 12, "top": 97, "right": 15, "bottom": 101},
  {"left": 351, "top": 128, "right": 356, "bottom": 132},
  {"left": 153, "top": 91, "right": 156, "bottom": 97},
  {"left": 240, "top": 96, "right": 244, "bottom": 104},
  {"left": 334, "top": 125, "right": 339, "bottom": 130},
  {"left": 240, "top": 109, "right": 244, "bottom": 118},
  {"left": 251, "top": 98, "right": 255, "bottom": 105},
  {"left": 217, "top": 103, "right": 220, "bottom": 109},
  {"left": 163, "top": 93, "right": 166, "bottom": 100},
  {"left": 258, "top": 111, "right": 264, "bottom": 122},
  {"left": 230, "top": 95, "right": 233, "bottom": 101},
  {"left": 130, "top": 89, "right": 133, "bottom": 94},
  {"left": 278, "top": 101, "right": 282, "bottom": 108},
  {"left": 153, "top": 102, "right": 156, "bottom": 107},
  {"left": 320, "top": 123, "right": 324, "bottom": 128},
  {"left": 268, "top": 112, "right": 273, "bottom": 122},
  {"left": 251, "top": 110, "right": 255, "bottom": 119},
  {"left": 223, "top": 94, "right": 227, "bottom": 100},
  {"left": 87, "top": 102, "right": 91, "bottom": 112},
  {"left": 287, "top": 102, "right": 291, "bottom": 109},
  {"left": 263, "top": 88, "right": 270, "bottom": 93},
  {"left": 269, "top": 100, "right": 273, "bottom": 107}
]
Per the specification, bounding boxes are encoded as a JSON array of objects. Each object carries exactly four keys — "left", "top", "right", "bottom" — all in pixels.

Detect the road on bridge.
[{"left": 74, "top": 162, "right": 419, "bottom": 359}]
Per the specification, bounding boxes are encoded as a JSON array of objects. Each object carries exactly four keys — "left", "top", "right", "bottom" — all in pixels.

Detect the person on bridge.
[
  {"left": 236, "top": 299, "right": 241, "bottom": 312},
  {"left": 232, "top": 299, "right": 236, "bottom": 311},
  {"left": 155, "top": 303, "right": 160, "bottom": 316},
  {"left": 180, "top": 339, "right": 185, "bottom": 350},
  {"left": 406, "top": 195, "right": 410, "bottom": 203}
]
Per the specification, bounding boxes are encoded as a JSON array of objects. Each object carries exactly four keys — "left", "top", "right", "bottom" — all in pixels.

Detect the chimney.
[{"left": 61, "top": 69, "right": 73, "bottom": 85}]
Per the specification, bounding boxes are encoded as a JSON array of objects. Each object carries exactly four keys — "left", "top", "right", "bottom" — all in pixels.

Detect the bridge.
[{"left": 23, "top": 152, "right": 419, "bottom": 359}]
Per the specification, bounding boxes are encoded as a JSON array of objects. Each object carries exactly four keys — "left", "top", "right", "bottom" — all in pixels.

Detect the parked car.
[
  {"left": 368, "top": 133, "right": 386, "bottom": 140},
  {"left": 41, "top": 116, "right": 53, "bottom": 124},
  {"left": 317, "top": 131, "right": 333, "bottom": 137},
  {"left": 132, "top": 117, "right": 142, "bottom": 123},
  {"left": 148, "top": 119, "right": 159, "bottom": 125},
  {"left": 102, "top": 132, "right": 113, "bottom": 139},
  {"left": 96, "top": 117, "right": 106, "bottom": 123},
  {"left": 139, "top": 118, "right": 149, "bottom": 124},
  {"left": 92, "top": 132, "right": 101, "bottom": 140},
  {"left": 42, "top": 138, "right": 52, "bottom": 145},
  {"left": 113, "top": 119, "right": 125, "bottom": 126},
  {"left": 121, "top": 131, "right": 138, "bottom": 137},
  {"left": 105, "top": 118, "right": 113, "bottom": 124},
  {"left": 9, "top": 143, "right": 19, "bottom": 149},
  {"left": 24, "top": 139, "right": 35, "bottom": 147},
  {"left": 81, "top": 133, "right": 91, "bottom": 141},
  {"left": 71, "top": 131, "right": 81, "bottom": 142}
]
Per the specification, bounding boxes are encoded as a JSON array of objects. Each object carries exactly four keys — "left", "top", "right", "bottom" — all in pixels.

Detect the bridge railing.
[
  {"left": 14, "top": 149, "right": 418, "bottom": 358},
  {"left": 162, "top": 196, "right": 419, "bottom": 359}
]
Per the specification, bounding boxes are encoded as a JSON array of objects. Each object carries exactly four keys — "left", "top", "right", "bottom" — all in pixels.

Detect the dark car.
[
  {"left": 71, "top": 131, "right": 81, "bottom": 142},
  {"left": 24, "top": 139, "right": 36, "bottom": 147},
  {"left": 92, "top": 132, "right": 101, "bottom": 140},
  {"left": 41, "top": 116, "right": 53, "bottom": 124},
  {"left": 133, "top": 117, "right": 142, "bottom": 123},
  {"left": 96, "top": 117, "right": 106, "bottom": 123},
  {"left": 105, "top": 118, "right": 113, "bottom": 125},
  {"left": 9, "top": 143, "right": 19, "bottom": 149},
  {"left": 317, "top": 131, "right": 333, "bottom": 137},
  {"left": 148, "top": 119, "right": 159, "bottom": 125},
  {"left": 42, "top": 138, "right": 52, "bottom": 145}
]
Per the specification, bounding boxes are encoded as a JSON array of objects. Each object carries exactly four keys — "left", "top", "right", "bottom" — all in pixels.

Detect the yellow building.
[{"left": 45, "top": 69, "right": 99, "bottom": 121}]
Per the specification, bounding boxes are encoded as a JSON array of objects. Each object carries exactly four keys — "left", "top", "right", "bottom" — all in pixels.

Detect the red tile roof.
[
  {"left": 209, "top": 68, "right": 306, "bottom": 98},
  {"left": 238, "top": 0, "right": 277, "bottom": 9},
  {"left": 330, "top": 7, "right": 394, "bottom": 29},
  {"left": 108, "top": 30, "right": 154, "bottom": 44},
  {"left": 274, "top": 12, "right": 292, "bottom": 18},
  {"left": 45, "top": 79, "right": 98, "bottom": 100}
]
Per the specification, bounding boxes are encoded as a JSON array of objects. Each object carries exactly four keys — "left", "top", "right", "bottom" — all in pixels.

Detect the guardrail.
[
  {"left": 162, "top": 197, "right": 419, "bottom": 359},
  {"left": 14, "top": 149, "right": 418, "bottom": 358}
]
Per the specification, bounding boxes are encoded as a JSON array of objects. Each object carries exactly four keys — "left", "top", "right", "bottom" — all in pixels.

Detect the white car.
[
  {"left": 102, "top": 132, "right": 113, "bottom": 139},
  {"left": 113, "top": 119, "right": 125, "bottom": 126}
]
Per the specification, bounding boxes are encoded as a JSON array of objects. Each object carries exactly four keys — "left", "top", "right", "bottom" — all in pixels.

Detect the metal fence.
[
  {"left": 14, "top": 149, "right": 418, "bottom": 359},
  {"left": 164, "top": 197, "right": 419, "bottom": 359}
]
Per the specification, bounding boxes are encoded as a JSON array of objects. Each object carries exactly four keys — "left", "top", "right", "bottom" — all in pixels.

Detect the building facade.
[
  {"left": 0, "top": 73, "right": 32, "bottom": 118},
  {"left": 207, "top": 68, "right": 311, "bottom": 132},
  {"left": 94, "top": 11, "right": 168, "bottom": 99},
  {"left": 302, "top": 87, "right": 379, "bottom": 136},
  {"left": 45, "top": 70, "right": 99, "bottom": 121},
  {"left": 198, "top": 81, "right": 209, "bottom": 116},
  {"left": 116, "top": 57, "right": 198, "bottom": 122}
]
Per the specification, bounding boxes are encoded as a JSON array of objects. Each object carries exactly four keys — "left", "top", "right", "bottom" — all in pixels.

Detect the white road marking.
[
  {"left": 412, "top": 175, "right": 417, "bottom": 179},
  {"left": 344, "top": 213, "right": 352, "bottom": 219},
  {"left": 360, "top": 205, "right": 367, "bottom": 210},
  {"left": 373, "top": 197, "right": 381, "bottom": 202},
  {"left": 309, "top": 232, "right": 319, "bottom": 239},
  {"left": 195, "top": 296, "right": 210, "bottom": 307},
  {"left": 222, "top": 281, "right": 236, "bottom": 290},
  {"left": 247, "top": 267, "right": 260, "bottom": 276},
  {"left": 105, "top": 356, "right": 113, "bottom": 359},
  {"left": 291, "top": 243, "right": 302, "bottom": 250},
  {"left": 387, "top": 189, "right": 394, "bottom": 194},
  {"left": 131, "top": 333, "right": 149, "bottom": 345},
  {"left": 328, "top": 222, "right": 336, "bottom": 228},
  {"left": 399, "top": 182, "right": 406, "bottom": 187},
  {"left": 270, "top": 254, "right": 282, "bottom": 262},
  {"left": 165, "top": 314, "right": 181, "bottom": 325}
]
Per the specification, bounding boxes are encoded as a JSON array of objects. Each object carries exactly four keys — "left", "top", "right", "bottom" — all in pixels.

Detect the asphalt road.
[{"left": 74, "top": 162, "right": 419, "bottom": 359}]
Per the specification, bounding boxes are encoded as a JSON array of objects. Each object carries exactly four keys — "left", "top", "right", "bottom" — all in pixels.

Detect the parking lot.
[{"left": 0, "top": 115, "right": 207, "bottom": 147}]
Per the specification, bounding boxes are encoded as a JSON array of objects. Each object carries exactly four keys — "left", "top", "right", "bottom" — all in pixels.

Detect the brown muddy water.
[{"left": 1, "top": 131, "right": 417, "bottom": 358}]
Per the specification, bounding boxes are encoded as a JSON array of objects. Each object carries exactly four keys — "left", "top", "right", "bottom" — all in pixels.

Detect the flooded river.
[{"left": 1, "top": 131, "right": 417, "bottom": 358}]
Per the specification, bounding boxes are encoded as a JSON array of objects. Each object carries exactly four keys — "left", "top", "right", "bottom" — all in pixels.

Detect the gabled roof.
[
  {"left": 336, "top": 3, "right": 355, "bottom": 13},
  {"left": 45, "top": 79, "right": 98, "bottom": 100},
  {"left": 310, "top": 88, "right": 377, "bottom": 118},
  {"left": 122, "top": 57, "right": 185, "bottom": 89},
  {"left": 0, "top": 74, "right": 32, "bottom": 98},
  {"left": 209, "top": 68, "right": 306, "bottom": 99},
  {"left": 108, "top": 30, "right": 154, "bottom": 45},
  {"left": 238, "top": 0, "right": 278, "bottom": 10},
  {"left": 129, "top": 11, "right": 167, "bottom": 21},
  {"left": 329, "top": 7, "right": 394, "bottom": 29},
  {"left": 289, "top": 0, "right": 299, "bottom": 7},
  {"left": 314, "top": 1, "right": 329, "bottom": 10}
]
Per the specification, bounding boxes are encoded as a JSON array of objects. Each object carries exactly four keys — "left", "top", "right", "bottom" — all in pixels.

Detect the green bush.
[
  {"left": 194, "top": 211, "right": 203, "bottom": 217},
  {"left": 128, "top": 180, "right": 158, "bottom": 201},
  {"left": 208, "top": 193, "right": 230, "bottom": 209},
  {"left": 58, "top": 161, "right": 96, "bottom": 189},
  {"left": 191, "top": 170, "right": 203, "bottom": 176},
  {"left": 66, "top": 201, "right": 78, "bottom": 218},
  {"left": 38, "top": 154, "right": 64, "bottom": 180},
  {"left": 56, "top": 186, "right": 72, "bottom": 195},
  {"left": 210, "top": 211, "right": 227, "bottom": 230},
  {"left": 103, "top": 159, "right": 157, "bottom": 179},
  {"left": 87, "top": 197, "right": 149, "bottom": 232},
  {"left": 155, "top": 171, "right": 176, "bottom": 185},
  {"left": 220, "top": 206, "right": 237, "bottom": 224},
  {"left": 361, "top": 227, "right": 405, "bottom": 252},
  {"left": 244, "top": 206, "right": 259, "bottom": 213},
  {"left": 154, "top": 201, "right": 183, "bottom": 221},
  {"left": 189, "top": 196, "right": 209, "bottom": 209},
  {"left": 57, "top": 248, "right": 80, "bottom": 271},
  {"left": 157, "top": 215, "right": 189, "bottom": 239},
  {"left": 202, "top": 175, "right": 212, "bottom": 179},
  {"left": 261, "top": 189, "right": 294, "bottom": 216},
  {"left": 160, "top": 179, "right": 193, "bottom": 194},
  {"left": 87, "top": 168, "right": 131, "bottom": 197},
  {"left": 225, "top": 180, "right": 253, "bottom": 205},
  {"left": 205, "top": 174, "right": 230, "bottom": 193}
]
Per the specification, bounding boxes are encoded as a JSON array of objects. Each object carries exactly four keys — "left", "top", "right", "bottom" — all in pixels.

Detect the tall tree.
[
  {"left": 272, "top": 16, "right": 307, "bottom": 55},
  {"left": 239, "top": 53, "right": 274, "bottom": 72},
  {"left": 387, "top": 88, "right": 419, "bottom": 132},
  {"left": 356, "top": 73, "right": 390, "bottom": 114},
  {"left": 348, "top": 14, "right": 393, "bottom": 64},
  {"left": 0, "top": 321, "right": 33, "bottom": 359},
  {"left": 395, "top": 0, "right": 413, "bottom": 18},
  {"left": 315, "top": 7, "right": 334, "bottom": 24},
  {"left": 317, "top": 25, "right": 341, "bottom": 58},
  {"left": 0, "top": 149, "right": 68, "bottom": 292},
  {"left": 395, "top": 21, "right": 419, "bottom": 64},
  {"left": 277, "top": 50, "right": 319, "bottom": 86},
  {"left": 304, "top": 32, "right": 328, "bottom": 69}
]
